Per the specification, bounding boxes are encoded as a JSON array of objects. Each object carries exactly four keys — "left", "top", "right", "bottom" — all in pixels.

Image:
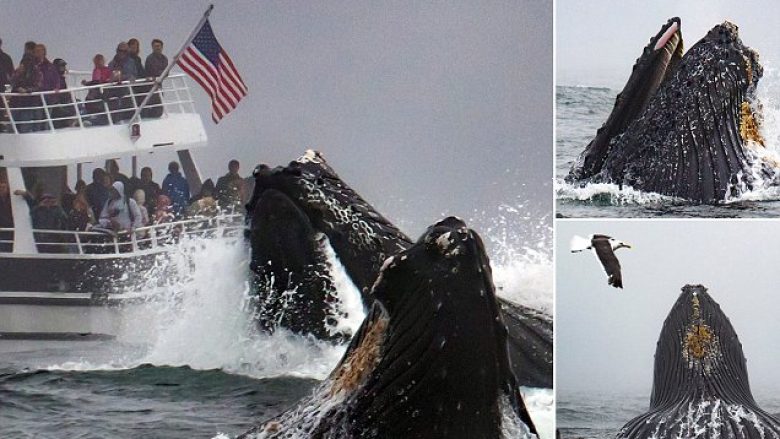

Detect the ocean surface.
[
  {"left": 555, "top": 84, "right": 780, "bottom": 218},
  {"left": 558, "top": 389, "right": 780, "bottom": 439},
  {"left": 1, "top": 208, "right": 554, "bottom": 439}
]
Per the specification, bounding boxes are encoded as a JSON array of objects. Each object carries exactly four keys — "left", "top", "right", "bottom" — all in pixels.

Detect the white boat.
[{"left": 0, "top": 71, "right": 244, "bottom": 340}]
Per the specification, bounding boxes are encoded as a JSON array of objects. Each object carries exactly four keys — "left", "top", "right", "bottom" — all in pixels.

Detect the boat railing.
[
  {"left": 0, "top": 213, "right": 245, "bottom": 256},
  {"left": 0, "top": 72, "right": 197, "bottom": 134}
]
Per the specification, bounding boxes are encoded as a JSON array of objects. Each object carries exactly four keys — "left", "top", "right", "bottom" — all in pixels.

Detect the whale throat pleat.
[{"left": 616, "top": 287, "right": 780, "bottom": 439}]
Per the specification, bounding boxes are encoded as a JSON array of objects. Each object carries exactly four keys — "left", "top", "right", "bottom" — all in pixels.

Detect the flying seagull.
[{"left": 571, "top": 234, "right": 631, "bottom": 288}]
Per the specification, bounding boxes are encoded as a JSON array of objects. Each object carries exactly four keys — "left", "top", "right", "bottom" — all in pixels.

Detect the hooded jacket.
[{"left": 99, "top": 181, "right": 142, "bottom": 231}]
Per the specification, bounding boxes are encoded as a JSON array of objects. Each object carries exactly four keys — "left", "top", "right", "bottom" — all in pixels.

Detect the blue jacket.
[{"left": 162, "top": 172, "right": 190, "bottom": 217}]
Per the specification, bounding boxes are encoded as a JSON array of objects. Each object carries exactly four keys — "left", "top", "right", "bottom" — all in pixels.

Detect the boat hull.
[{"left": 0, "top": 254, "right": 161, "bottom": 340}]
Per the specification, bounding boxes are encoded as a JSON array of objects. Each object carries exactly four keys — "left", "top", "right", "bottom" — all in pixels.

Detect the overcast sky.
[
  {"left": 557, "top": 0, "right": 780, "bottom": 88},
  {"left": 0, "top": 0, "right": 552, "bottom": 235},
  {"left": 557, "top": 221, "right": 780, "bottom": 395}
]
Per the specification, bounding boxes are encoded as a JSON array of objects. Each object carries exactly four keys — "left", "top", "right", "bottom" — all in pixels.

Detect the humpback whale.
[
  {"left": 239, "top": 217, "right": 538, "bottom": 439},
  {"left": 248, "top": 186, "right": 353, "bottom": 341},
  {"left": 247, "top": 151, "right": 552, "bottom": 388},
  {"left": 617, "top": 285, "right": 780, "bottom": 439},
  {"left": 567, "top": 18, "right": 776, "bottom": 202}
]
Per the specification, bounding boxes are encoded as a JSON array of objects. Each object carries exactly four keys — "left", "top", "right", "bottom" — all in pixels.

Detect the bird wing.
[
  {"left": 591, "top": 239, "right": 623, "bottom": 288},
  {"left": 570, "top": 235, "right": 592, "bottom": 253}
]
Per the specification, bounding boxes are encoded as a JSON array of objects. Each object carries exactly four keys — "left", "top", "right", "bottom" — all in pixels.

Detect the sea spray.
[
  {"left": 468, "top": 201, "right": 553, "bottom": 314},
  {"left": 132, "top": 233, "right": 361, "bottom": 379},
  {"left": 757, "top": 64, "right": 780, "bottom": 154},
  {"left": 50, "top": 232, "right": 351, "bottom": 380}
]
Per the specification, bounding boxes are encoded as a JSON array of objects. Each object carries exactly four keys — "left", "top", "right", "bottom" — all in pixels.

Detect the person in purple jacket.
[{"left": 34, "top": 44, "right": 58, "bottom": 92}]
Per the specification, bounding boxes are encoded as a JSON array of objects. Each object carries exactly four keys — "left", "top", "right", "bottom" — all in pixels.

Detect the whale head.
[
  {"left": 569, "top": 19, "right": 770, "bottom": 202},
  {"left": 650, "top": 284, "right": 753, "bottom": 406},
  {"left": 241, "top": 217, "right": 538, "bottom": 439},
  {"left": 617, "top": 285, "right": 780, "bottom": 439},
  {"left": 248, "top": 150, "right": 411, "bottom": 297}
]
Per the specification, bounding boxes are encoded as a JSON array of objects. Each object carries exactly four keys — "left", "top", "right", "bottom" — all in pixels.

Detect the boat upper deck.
[{"left": 0, "top": 72, "right": 207, "bottom": 167}]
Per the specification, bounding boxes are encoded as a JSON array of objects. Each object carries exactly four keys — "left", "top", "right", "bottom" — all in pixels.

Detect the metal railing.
[
  {"left": 0, "top": 213, "right": 244, "bottom": 256},
  {"left": 0, "top": 73, "right": 197, "bottom": 134}
]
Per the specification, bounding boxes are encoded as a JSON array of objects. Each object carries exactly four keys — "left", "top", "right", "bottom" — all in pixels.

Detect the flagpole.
[{"left": 128, "top": 3, "right": 214, "bottom": 128}]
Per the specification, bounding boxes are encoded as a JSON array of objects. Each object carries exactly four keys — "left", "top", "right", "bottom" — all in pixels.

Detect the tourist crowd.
[
  {"left": 0, "top": 37, "right": 169, "bottom": 132},
  {"left": 0, "top": 159, "right": 247, "bottom": 253}
]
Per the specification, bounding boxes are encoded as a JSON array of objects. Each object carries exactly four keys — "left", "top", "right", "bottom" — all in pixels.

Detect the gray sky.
[
  {"left": 0, "top": 0, "right": 552, "bottom": 234},
  {"left": 557, "top": 0, "right": 780, "bottom": 88},
  {"left": 557, "top": 220, "right": 780, "bottom": 394}
]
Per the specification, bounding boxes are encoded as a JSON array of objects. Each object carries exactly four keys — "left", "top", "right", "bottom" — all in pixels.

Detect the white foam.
[
  {"left": 555, "top": 179, "right": 675, "bottom": 205},
  {"left": 318, "top": 236, "right": 366, "bottom": 337},
  {"left": 521, "top": 387, "right": 555, "bottom": 439}
]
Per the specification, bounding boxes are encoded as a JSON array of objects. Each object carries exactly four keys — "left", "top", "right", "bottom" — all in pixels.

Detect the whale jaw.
[{"left": 239, "top": 217, "right": 538, "bottom": 439}]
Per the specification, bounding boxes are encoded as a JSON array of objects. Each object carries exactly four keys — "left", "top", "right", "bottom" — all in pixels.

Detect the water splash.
[
  {"left": 555, "top": 179, "right": 678, "bottom": 206},
  {"left": 520, "top": 387, "right": 555, "bottom": 439},
  {"left": 51, "top": 233, "right": 351, "bottom": 381},
  {"left": 468, "top": 201, "right": 553, "bottom": 314},
  {"left": 757, "top": 64, "right": 780, "bottom": 154}
]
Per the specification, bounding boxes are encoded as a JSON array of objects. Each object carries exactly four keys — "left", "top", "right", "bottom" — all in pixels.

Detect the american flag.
[{"left": 177, "top": 19, "right": 248, "bottom": 123}]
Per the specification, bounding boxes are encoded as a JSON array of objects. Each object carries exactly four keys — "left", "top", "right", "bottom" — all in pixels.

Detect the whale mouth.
[
  {"left": 250, "top": 188, "right": 316, "bottom": 275},
  {"left": 569, "top": 18, "right": 769, "bottom": 202},
  {"left": 242, "top": 217, "right": 538, "bottom": 438},
  {"left": 249, "top": 187, "right": 355, "bottom": 340},
  {"left": 649, "top": 19, "right": 683, "bottom": 91},
  {"left": 622, "top": 17, "right": 684, "bottom": 125},
  {"left": 654, "top": 20, "right": 680, "bottom": 51},
  {"left": 248, "top": 150, "right": 412, "bottom": 297},
  {"left": 568, "top": 17, "right": 683, "bottom": 181}
]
